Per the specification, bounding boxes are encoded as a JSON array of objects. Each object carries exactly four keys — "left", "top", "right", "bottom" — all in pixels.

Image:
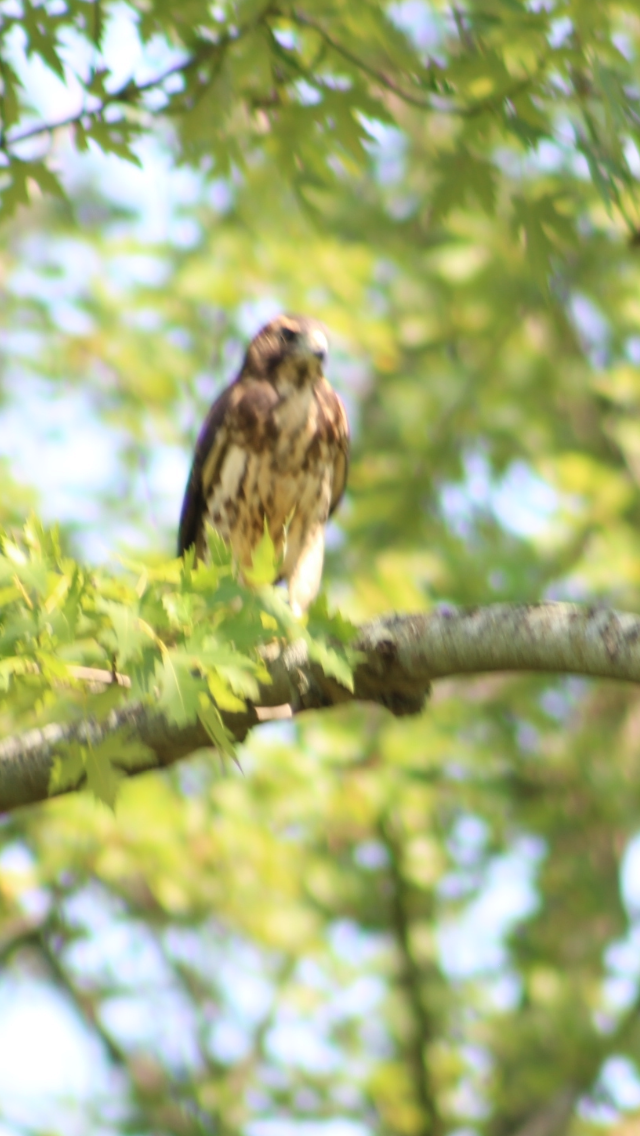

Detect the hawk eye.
[{"left": 280, "top": 327, "right": 297, "bottom": 344}]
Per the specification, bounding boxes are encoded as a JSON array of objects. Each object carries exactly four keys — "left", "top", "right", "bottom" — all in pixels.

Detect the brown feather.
[{"left": 178, "top": 314, "right": 350, "bottom": 612}]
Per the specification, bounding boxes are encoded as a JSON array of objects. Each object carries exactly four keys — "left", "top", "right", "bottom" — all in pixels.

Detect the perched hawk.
[{"left": 178, "top": 314, "right": 349, "bottom": 614}]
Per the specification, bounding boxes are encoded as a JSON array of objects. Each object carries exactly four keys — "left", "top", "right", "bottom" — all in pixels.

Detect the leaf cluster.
[
  {"left": 4, "top": 0, "right": 640, "bottom": 242},
  {"left": 0, "top": 518, "right": 356, "bottom": 806}
]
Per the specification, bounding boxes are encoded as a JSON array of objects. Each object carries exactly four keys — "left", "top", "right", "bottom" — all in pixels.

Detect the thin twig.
[
  {"left": 4, "top": 31, "right": 236, "bottom": 151},
  {"left": 292, "top": 10, "right": 438, "bottom": 110}
]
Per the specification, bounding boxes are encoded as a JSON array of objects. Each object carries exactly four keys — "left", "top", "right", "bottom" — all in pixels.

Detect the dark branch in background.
[
  {"left": 3, "top": 24, "right": 242, "bottom": 153},
  {"left": 511, "top": 1090, "right": 580, "bottom": 1136},
  {"left": 381, "top": 816, "right": 442, "bottom": 1136},
  {"left": 290, "top": 9, "right": 439, "bottom": 109},
  {"left": 37, "top": 928, "right": 205, "bottom": 1129},
  {"left": 38, "top": 932, "right": 129, "bottom": 1067},
  {"left": 291, "top": 10, "right": 546, "bottom": 119},
  {"left": 3, "top": 602, "right": 640, "bottom": 813},
  {"left": 4, "top": 6, "right": 437, "bottom": 157},
  {"left": 2, "top": 4, "right": 547, "bottom": 160},
  {"left": 0, "top": 914, "right": 45, "bottom": 964},
  {"left": 509, "top": 976, "right": 640, "bottom": 1136}
]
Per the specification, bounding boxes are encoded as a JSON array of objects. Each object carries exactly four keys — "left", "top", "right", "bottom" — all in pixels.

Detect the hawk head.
[{"left": 242, "top": 314, "right": 329, "bottom": 390}]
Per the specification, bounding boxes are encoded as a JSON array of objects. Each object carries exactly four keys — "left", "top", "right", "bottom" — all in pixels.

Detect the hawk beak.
[{"left": 303, "top": 328, "right": 329, "bottom": 365}]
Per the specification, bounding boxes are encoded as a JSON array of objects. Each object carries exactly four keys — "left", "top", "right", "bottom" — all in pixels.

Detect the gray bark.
[{"left": 2, "top": 601, "right": 639, "bottom": 813}]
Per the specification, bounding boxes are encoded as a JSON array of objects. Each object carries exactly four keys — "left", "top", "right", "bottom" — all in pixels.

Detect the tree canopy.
[{"left": 4, "top": 1, "right": 640, "bottom": 1133}]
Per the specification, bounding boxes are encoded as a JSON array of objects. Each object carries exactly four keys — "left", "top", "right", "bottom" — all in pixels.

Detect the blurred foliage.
[
  {"left": 0, "top": 518, "right": 357, "bottom": 806},
  {"left": 4, "top": 0, "right": 640, "bottom": 1134}
]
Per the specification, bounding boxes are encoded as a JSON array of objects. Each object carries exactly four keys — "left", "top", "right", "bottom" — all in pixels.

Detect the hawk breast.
[{"left": 204, "top": 380, "right": 339, "bottom": 566}]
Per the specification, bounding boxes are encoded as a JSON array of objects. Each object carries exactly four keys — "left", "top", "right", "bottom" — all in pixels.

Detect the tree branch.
[
  {"left": 291, "top": 10, "right": 438, "bottom": 109},
  {"left": 381, "top": 815, "right": 442, "bottom": 1136},
  {"left": 4, "top": 26, "right": 240, "bottom": 153},
  {"left": 3, "top": 601, "right": 640, "bottom": 813},
  {"left": 290, "top": 10, "right": 546, "bottom": 120}
]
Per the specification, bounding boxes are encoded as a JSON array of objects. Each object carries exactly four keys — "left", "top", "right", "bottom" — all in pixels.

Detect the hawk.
[{"left": 178, "top": 314, "right": 349, "bottom": 614}]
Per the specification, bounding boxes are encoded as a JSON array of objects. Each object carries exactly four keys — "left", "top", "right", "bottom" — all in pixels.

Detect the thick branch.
[{"left": 2, "top": 601, "right": 640, "bottom": 813}]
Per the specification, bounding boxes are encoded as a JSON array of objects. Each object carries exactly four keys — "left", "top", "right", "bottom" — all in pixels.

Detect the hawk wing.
[
  {"left": 177, "top": 385, "right": 235, "bottom": 558},
  {"left": 178, "top": 378, "right": 281, "bottom": 558},
  {"left": 316, "top": 378, "right": 349, "bottom": 518}
]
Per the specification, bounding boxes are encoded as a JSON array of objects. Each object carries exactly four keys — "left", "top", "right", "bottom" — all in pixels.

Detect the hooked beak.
[{"left": 300, "top": 326, "right": 329, "bottom": 366}]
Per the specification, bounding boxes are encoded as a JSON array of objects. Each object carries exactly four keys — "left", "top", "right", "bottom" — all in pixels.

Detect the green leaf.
[
  {"left": 0, "top": 656, "right": 35, "bottom": 691},
  {"left": 430, "top": 149, "right": 497, "bottom": 219},
  {"left": 23, "top": 14, "right": 66, "bottom": 79},
  {"left": 204, "top": 525, "right": 234, "bottom": 569},
  {"left": 84, "top": 743, "right": 124, "bottom": 810},
  {"left": 27, "top": 162, "right": 66, "bottom": 201},
  {"left": 156, "top": 649, "right": 205, "bottom": 726},
  {"left": 198, "top": 701, "right": 236, "bottom": 755},
  {"left": 307, "top": 594, "right": 358, "bottom": 644},
  {"left": 49, "top": 743, "right": 85, "bottom": 796},
  {"left": 98, "top": 600, "right": 147, "bottom": 666},
  {"left": 206, "top": 670, "right": 247, "bottom": 711},
  {"left": 84, "top": 120, "right": 143, "bottom": 167},
  {"left": 306, "top": 637, "right": 355, "bottom": 692},
  {"left": 49, "top": 731, "right": 155, "bottom": 807},
  {"left": 244, "top": 520, "right": 281, "bottom": 587}
]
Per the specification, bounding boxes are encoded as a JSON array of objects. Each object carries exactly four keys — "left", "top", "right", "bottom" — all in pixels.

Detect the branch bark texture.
[{"left": 2, "top": 601, "right": 640, "bottom": 813}]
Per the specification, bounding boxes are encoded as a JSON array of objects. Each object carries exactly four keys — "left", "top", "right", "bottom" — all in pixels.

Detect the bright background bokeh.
[{"left": 4, "top": 2, "right": 640, "bottom": 1134}]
